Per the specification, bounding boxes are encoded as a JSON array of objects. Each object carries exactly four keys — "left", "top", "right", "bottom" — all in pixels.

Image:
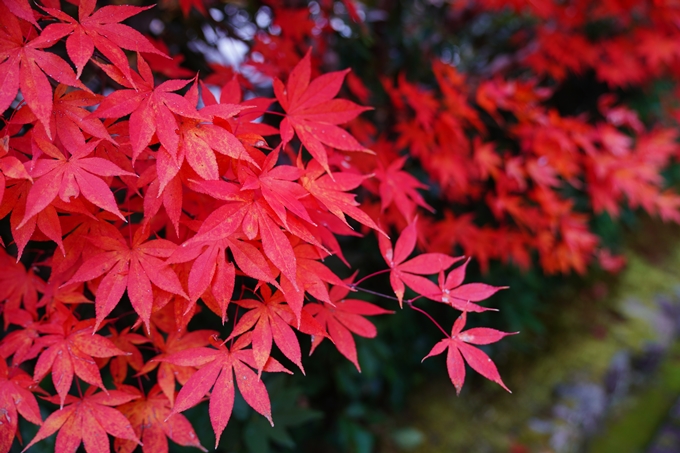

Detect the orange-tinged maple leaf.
[
  {"left": 66, "top": 226, "right": 188, "bottom": 332},
  {"left": 275, "top": 51, "right": 371, "bottom": 174},
  {"left": 22, "top": 386, "right": 140, "bottom": 453},
  {"left": 32, "top": 314, "right": 127, "bottom": 408},
  {"left": 114, "top": 385, "right": 206, "bottom": 453},
  {"left": 160, "top": 333, "right": 291, "bottom": 448},
  {"left": 19, "top": 136, "right": 135, "bottom": 228},
  {"left": 93, "top": 55, "right": 204, "bottom": 161},
  {"left": 137, "top": 328, "right": 217, "bottom": 407}
]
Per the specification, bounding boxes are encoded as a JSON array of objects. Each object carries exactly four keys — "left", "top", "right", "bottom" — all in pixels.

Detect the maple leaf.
[
  {"left": 0, "top": 2, "right": 87, "bottom": 139},
  {"left": 65, "top": 226, "right": 188, "bottom": 332},
  {"left": 0, "top": 357, "right": 43, "bottom": 453},
  {"left": 177, "top": 178, "right": 302, "bottom": 294},
  {"left": 300, "top": 159, "right": 381, "bottom": 232},
  {"left": 275, "top": 51, "right": 372, "bottom": 173},
  {"left": 114, "top": 385, "right": 206, "bottom": 453},
  {"left": 429, "top": 258, "right": 507, "bottom": 312},
  {"left": 422, "top": 311, "right": 516, "bottom": 395},
  {"left": 49, "top": 85, "right": 114, "bottom": 152},
  {"left": 0, "top": 249, "right": 45, "bottom": 326},
  {"left": 0, "top": 309, "right": 42, "bottom": 366},
  {"left": 307, "top": 279, "right": 392, "bottom": 371},
  {"left": 199, "top": 78, "right": 278, "bottom": 136},
  {"left": 160, "top": 333, "right": 291, "bottom": 448},
  {"left": 227, "top": 285, "right": 307, "bottom": 376},
  {"left": 41, "top": 0, "right": 165, "bottom": 80},
  {"left": 177, "top": 104, "right": 256, "bottom": 181},
  {"left": 378, "top": 220, "right": 459, "bottom": 305},
  {"left": 375, "top": 153, "right": 433, "bottom": 221},
  {"left": 138, "top": 328, "right": 217, "bottom": 407},
  {"left": 22, "top": 386, "right": 140, "bottom": 453},
  {"left": 104, "top": 327, "right": 150, "bottom": 384},
  {"left": 93, "top": 54, "right": 204, "bottom": 161},
  {"left": 32, "top": 314, "right": 128, "bottom": 408},
  {"left": 18, "top": 136, "right": 135, "bottom": 228}
]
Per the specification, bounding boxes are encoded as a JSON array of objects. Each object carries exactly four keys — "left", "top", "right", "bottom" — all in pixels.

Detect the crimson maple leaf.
[
  {"left": 0, "top": 357, "right": 43, "bottom": 453},
  {"left": 0, "top": 135, "right": 32, "bottom": 212},
  {"left": 32, "top": 314, "right": 127, "bottom": 408},
  {"left": 0, "top": 2, "right": 86, "bottom": 139},
  {"left": 429, "top": 258, "right": 506, "bottom": 312},
  {"left": 22, "top": 386, "right": 140, "bottom": 453},
  {"left": 378, "top": 220, "right": 459, "bottom": 305},
  {"left": 49, "top": 85, "right": 114, "bottom": 152},
  {"left": 307, "top": 279, "right": 392, "bottom": 371},
  {"left": 137, "top": 328, "right": 217, "bottom": 407},
  {"left": 103, "top": 327, "right": 150, "bottom": 384},
  {"left": 422, "top": 311, "right": 516, "bottom": 395},
  {"left": 375, "top": 153, "right": 433, "bottom": 221},
  {"left": 300, "top": 159, "right": 381, "bottom": 232},
  {"left": 65, "top": 226, "right": 188, "bottom": 332},
  {"left": 114, "top": 385, "right": 206, "bottom": 453},
  {"left": 0, "top": 309, "right": 42, "bottom": 366},
  {"left": 275, "top": 50, "right": 371, "bottom": 174},
  {"left": 160, "top": 333, "right": 291, "bottom": 448},
  {"left": 177, "top": 103, "right": 256, "bottom": 181},
  {"left": 227, "top": 285, "right": 307, "bottom": 376},
  {"left": 0, "top": 249, "right": 45, "bottom": 326},
  {"left": 41, "top": 0, "right": 164, "bottom": 80},
  {"left": 18, "top": 136, "right": 135, "bottom": 228},
  {"left": 93, "top": 54, "right": 204, "bottom": 161}
]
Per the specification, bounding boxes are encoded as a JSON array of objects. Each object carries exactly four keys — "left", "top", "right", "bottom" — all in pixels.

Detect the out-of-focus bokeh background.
[{"left": 12, "top": 0, "right": 680, "bottom": 452}]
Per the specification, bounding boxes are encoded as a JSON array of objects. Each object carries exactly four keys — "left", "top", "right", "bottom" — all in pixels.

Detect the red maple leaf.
[
  {"left": 275, "top": 51, "right": 371, "bottom": 174},
  {"left": 102, "top": 327, "right": 150, "bottom": 384},
  {"left": 160, "top": 333, "right": 291, "bottom": 448},
  {"left": 22, "top": 386, "right": 140, "bottom": 453},
  {"left": 93, "top": 55, "right": 204, "bottom": 161},
  {"left": 422, "top": 310, "right": 516, "bottom": 395},
  {"left": 18, "top": 136, "right": 135, "bottom": 228},
  {"left": 429, "top": 258, "right": 506, "bottom": 312},
  {"left": 33, "top": 313, "right": 127, "bottom": 408},
  {"left": 375, "top": 153, "right": 433, "bottom": 222},
  {"left": 138, "top": 328, "right": 217, "bottom": 407},
  {"left": 378, "top": 220, "right": 458, "bottom": 305},
  {"left": 41, "top": 0, "right": 164, "bottom": 80},
  {"left": 300, "top": 159, "right": 381, "bottom": 232},
  {"left": 65, "top": 226, "right": 188, "bottom": 332},
  {"left": 0, "top": 249, "right": 45, "bottom": 326},
  {"left": 307, "top": 279, "right": 392, "bottom": 371},
  {"left": 114, "top": 385, "right": 206, "bottom": 453},
  {"left": 0, "top": 2, "right": 86, "bottom": 139},
  {"left": 227, "top": 285, "right": 308, "bottom": 375},
  {"left": 0, "top": 357, "right": 43, "bottom": 453}
]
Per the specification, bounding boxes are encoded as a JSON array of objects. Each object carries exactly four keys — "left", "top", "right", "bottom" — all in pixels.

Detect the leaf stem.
[
  {"left": 404, "top": 300, "right": 449, "bottom": 337},
  {"left": 351, "top": 268, "right": 391, "bottom": 288}
]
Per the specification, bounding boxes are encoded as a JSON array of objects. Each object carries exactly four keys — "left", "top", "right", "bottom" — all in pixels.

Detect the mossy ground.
[{"left": 380, "top": 220, "right": 680, "bottom": 453}]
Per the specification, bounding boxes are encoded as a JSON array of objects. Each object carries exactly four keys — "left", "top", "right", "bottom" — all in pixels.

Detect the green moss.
[{"left": 587, "top": 343, "right": 680, "bottom": 453}]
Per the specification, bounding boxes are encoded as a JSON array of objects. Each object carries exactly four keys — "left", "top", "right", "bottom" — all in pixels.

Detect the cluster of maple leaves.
[
  {"left": 0, "top": 1, "right": 513, "bottom": 452},
  {"left": 218, "top": 0, "right": 680, "bottom": 276}
]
